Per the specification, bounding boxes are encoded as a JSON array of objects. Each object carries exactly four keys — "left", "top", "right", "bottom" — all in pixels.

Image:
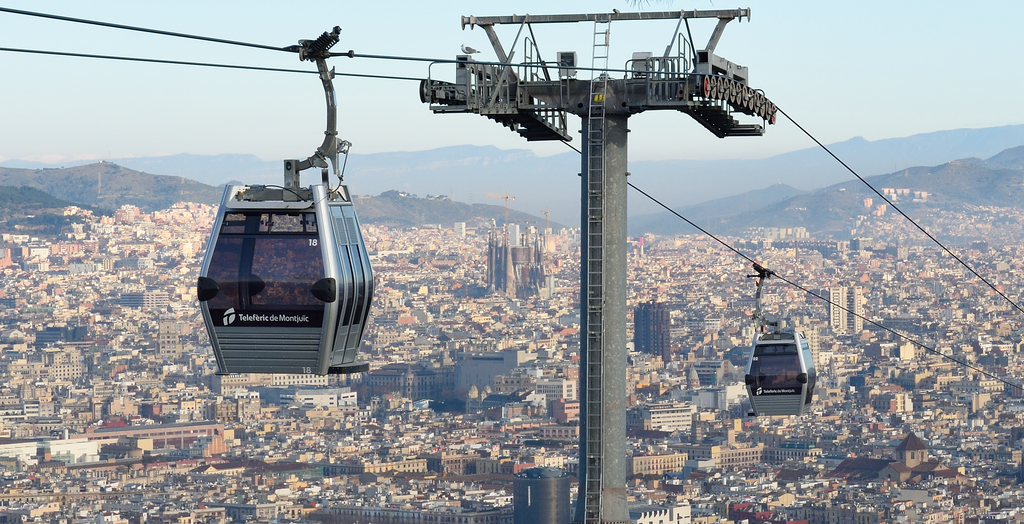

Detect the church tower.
[{"left": 895, "top": 432, "right": 928, "bottom": 468}]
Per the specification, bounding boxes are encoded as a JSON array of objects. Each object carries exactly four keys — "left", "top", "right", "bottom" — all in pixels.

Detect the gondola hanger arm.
[
  {"left": 748, "top": 262, "right": 774, "bottom": 333},
  {"left": 286, "top": 26, "right": 349, "bottom": 186}
]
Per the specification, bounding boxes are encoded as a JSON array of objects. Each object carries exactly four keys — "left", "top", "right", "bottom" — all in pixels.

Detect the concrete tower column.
[{"left": 575, "top": 114, "right": 630, "bottom": 524}]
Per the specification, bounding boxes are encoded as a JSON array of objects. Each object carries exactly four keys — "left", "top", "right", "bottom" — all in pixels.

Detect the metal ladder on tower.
[{"left": 583, "top": 14, "right": 610, "bottom": 524}]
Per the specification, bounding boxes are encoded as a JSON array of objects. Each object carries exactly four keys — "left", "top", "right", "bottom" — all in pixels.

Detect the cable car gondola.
[
  {"left": 197, "top": 27, "right": 373, "bottom": 375},
  {"left": 744, "top": 264, "right": 816, "bottom": 416}
]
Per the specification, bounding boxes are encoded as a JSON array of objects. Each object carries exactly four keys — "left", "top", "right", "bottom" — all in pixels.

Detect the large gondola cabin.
[{"left": 198, "top": 183, "right": 373, "bottom": 375}]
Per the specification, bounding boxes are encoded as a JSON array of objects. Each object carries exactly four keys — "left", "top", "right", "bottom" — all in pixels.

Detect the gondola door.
[{"left": 200, "top": 187, "right": 330, "bottom": 375}]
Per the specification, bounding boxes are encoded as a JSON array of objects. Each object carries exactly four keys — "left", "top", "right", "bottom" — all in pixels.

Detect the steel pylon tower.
[
  {"left": 421, "top": 9, "right": 774, "bottom": 524},
  {"left": 582, "top": 15, "right": 613, "bottom": 524}
]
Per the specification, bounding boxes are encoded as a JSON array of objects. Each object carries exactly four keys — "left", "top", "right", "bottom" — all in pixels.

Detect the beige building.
[
  {"left": 628, "top": 452, "right": 689, "bottom": 477},
  {"left": 627, "top": 401, "right": 697, "bottom": 432},
  {"left": 536, "top": 377, "right": 577, "bottom": 401},
  {"left": 325, "top": 458, "right": 427, "bottom": 475},
  {"left": 676, "top": 443, "right": 764, "bottom": 468}
]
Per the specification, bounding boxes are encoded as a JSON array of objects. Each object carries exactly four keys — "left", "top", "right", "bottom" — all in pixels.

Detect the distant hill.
[
  {"left": 0, "top": 162, "right": 221, "bottom": 212},
  {"left": 982, "top": 145, "right": 1024, "bottom": 170},
  {"left": 631, "top": 145, "right": 1024, "bottom": 237},
  {"left": 355, "top": 190, "right": 560, "bottom": 229},
  {"left": 629, "top": 184, "right": 806, "bottom": 236},
  {"left": 715, "top": 155, "right": 1024, "bottom": 236},
  {"left": 0, "top": 186, "right": 105, "bottom": 235},
  {"left": 0, "top": 153, "right": 281, "bottom": 182}
]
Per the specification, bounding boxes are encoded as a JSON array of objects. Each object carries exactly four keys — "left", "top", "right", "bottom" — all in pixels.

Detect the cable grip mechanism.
[{"left": 282, "top": 26, "right": 350, "bottom": 191}]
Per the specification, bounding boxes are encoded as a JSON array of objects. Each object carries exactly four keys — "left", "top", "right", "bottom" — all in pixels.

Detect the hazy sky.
[{"left": 2, "top": 1, "right": 1023, "bottom": 166}]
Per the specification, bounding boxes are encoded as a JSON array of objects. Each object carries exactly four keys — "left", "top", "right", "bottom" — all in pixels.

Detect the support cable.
[
  {"left": 0, "top": 6, "right": 292, "bottom": 53},
  {"left": 0, "top": 47, "right": 423, "bottom": 81},
  {"left": 777, "top": 107, "right": 1024, "bottom": 318},
  {"left": 0, "top": 5, "right": 676, "bottom": 77},
  {"left": 1, "top": 47, "right": 313, "bottom": 74},
  {"left": 628, "top": 182, "right": 758, "bottom": 266},
  {"left": 627, "top": 180, "right": 1023, "bottom": 395}
]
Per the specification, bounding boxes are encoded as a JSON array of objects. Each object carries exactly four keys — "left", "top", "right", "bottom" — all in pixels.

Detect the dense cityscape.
[{"left": 0, "top": 188, "right": 1023, "bottom": 524}]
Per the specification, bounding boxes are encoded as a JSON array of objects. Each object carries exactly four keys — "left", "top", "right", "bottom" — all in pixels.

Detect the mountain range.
[
  {"left": 0, "top": 164, "right": 556, "bottom": 232},
  {"left": 6, "top": 124, "right": 1024, "bottom": 227},
  {"left": 2, "top": 126, "right": 1024, "bottom": 237}
]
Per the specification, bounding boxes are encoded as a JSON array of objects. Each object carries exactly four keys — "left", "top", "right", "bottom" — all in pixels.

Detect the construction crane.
[
  {"left": 541, "top": 208, "right": 551, "bottom": 274},
  {"left": 484, "top": 191, "right": 515, "bottom": 227}
]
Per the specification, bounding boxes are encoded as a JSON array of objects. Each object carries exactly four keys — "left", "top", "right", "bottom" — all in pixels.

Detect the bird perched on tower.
[{"left": 460, "top": 44, "right": 480, "bottom": 54}]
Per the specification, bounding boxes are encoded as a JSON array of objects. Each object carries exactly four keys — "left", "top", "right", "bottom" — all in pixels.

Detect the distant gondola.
[
  {"left": 745, "top": 328, "right": 816, "bottom": 416},
  {"left": 744, "top": 264, "right": 816, "bottom": 416},
  {"left": 196, "top": 27, "right": 373, "bottom": 375}
]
